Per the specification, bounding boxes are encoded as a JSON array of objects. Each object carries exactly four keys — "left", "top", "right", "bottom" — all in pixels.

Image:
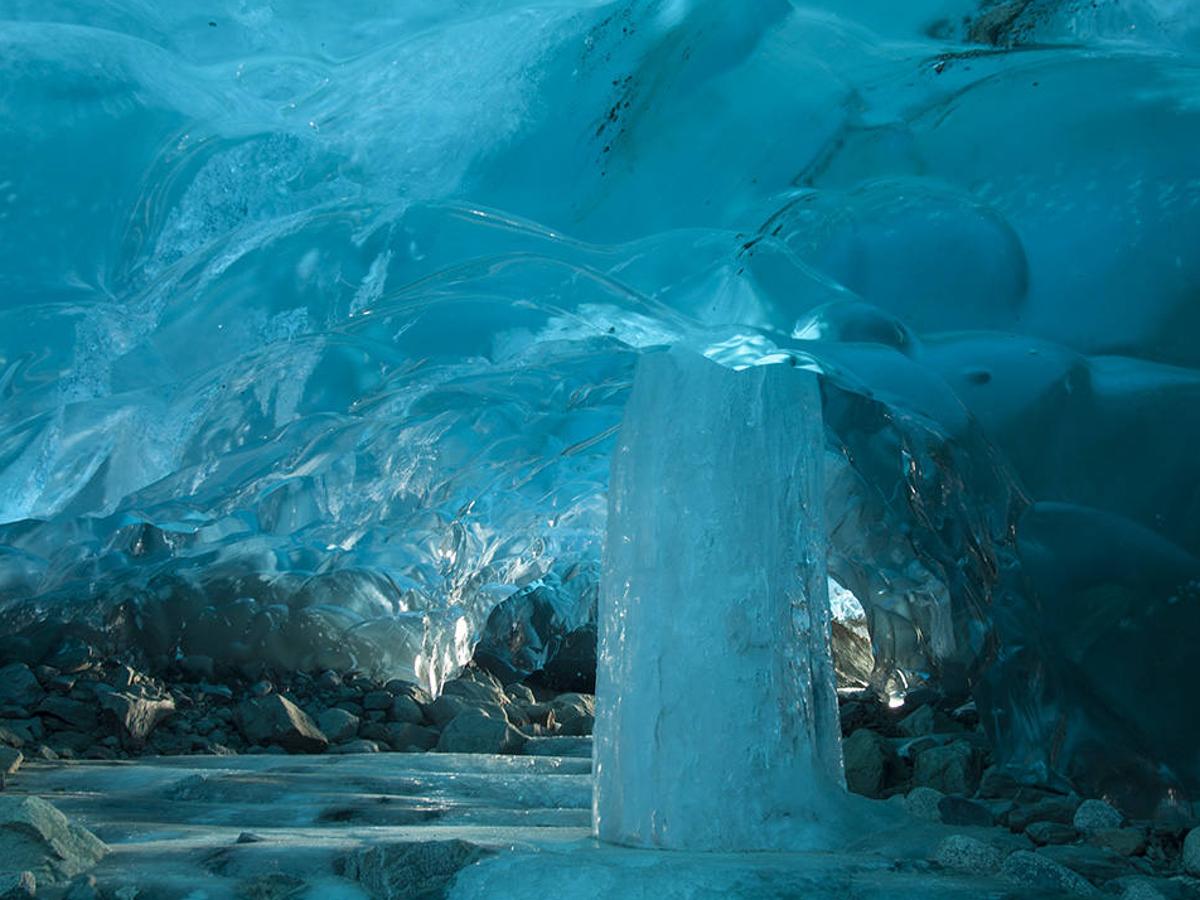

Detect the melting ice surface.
[{"left": 2, "top": 0, "right": 1200, "bottom": 807}]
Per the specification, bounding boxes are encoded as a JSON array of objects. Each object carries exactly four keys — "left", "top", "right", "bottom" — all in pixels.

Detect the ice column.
[{"left": 594, "top": 348, "right": 845, "bottom": 851}]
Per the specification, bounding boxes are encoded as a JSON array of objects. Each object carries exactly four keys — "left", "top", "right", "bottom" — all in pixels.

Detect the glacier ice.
[
  {"left": 595, "top": 349, "right": 842, "bottom": 850},
  {"left": 1, "top": 0, "right": 1199, "bottom": 807}
]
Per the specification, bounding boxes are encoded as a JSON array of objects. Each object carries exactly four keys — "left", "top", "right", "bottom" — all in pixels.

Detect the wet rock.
[
  {"left": 385, "top": 724, "right": 439, "bottom": 752},
  {"left": 424, "top": 694, "right": 473, "bottom": 728},
  {"left": 388, "top": 695, "right": 425, "bottom": 726},
  {"left": 0, "top": 665, "right": 43, "bottom": 710},
  {"left": 1038, "top": 843, "right": 1137, "bottom": 883},
  {"left": 1000, "top": 850, "right": 1098, "bottom": 896},
  {"left": 937, "top": 795, "right": 993, "bottom": 827},
  {"left": 0, "top": 871, "right": 35, "bottom": 899},
  {"left": 1007, "top": 794, "right": 1081, "bottom": 832},
  {"left": 977, "top": 766, "right": 1023, "bottom": 799},
  {"left": 237, "top": 832, "right": 265, "bottom": 844},
  {"left": 897, "top": 704, "right": 961, "bottom": 738},
  {"left": 913, "top": 740, "right": 979, "bottom": 795},
  {"left": 0, "top": 796, "right": 108, "bottom": 884},
  {"left": 35, "top": 697, "right": 97, "bottom": 733},
  {"left": 363, "top": 691, "right": 394, "bottom": 712},
  {"left": 332, "top": 740, "right": 380, "bottom": 754},
  {"left": 933, "top": 834, "right": 1004, "bottom": 875},
  {"left": 1027, "top": 820, "right": 1077, "bottom": 845},
  {"left": 1088, "top": 827, "right": 1147, "bottom": 857},
  {"left": 235, "top": 695, "right": 328, "bottom": 753},
  {"left": 338, "top": 839, "right": 491, "bottom": 900},
  {"left": 1182, "top": 827, "right": 1200, "bottom": 876},
  {"left": 437, "top": 712, "right": 526, "bottom": 754},
  {"left": 506, "top": 684, "right": 536, "bottom": 705},
  {"left": 317, "top": 708, "right": 360, "bottom": 744},
  {"left": 98, "top": 693, "right": 175, "bottom": 749},
  {"left": 904, "top": 786, "right": 945, "bottom": 822},
  {"left": 1074, "top": 798, "right": 1125, "bottom": 834},
  {"left": 43, "top": 641, "right": 94, "bottom": 675},
  {"left": 842, "top": 728, "right": 888, "bottom": 798},
  {"left": 549, "top": 693, "right": 595, "bottom": 736}
]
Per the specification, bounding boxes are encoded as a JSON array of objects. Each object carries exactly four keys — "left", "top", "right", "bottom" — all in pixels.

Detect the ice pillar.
[{"left": 594, "top": 348, "right": 844, "bottom": 851}]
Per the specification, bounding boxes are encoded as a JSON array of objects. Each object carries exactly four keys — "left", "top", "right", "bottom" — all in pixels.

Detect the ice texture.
[
  {"left": 595, "top": 349, "right": 842, "bottom": 850},
  {"left": 0, "top": 0, "right": 1199, "bottom": 805}
]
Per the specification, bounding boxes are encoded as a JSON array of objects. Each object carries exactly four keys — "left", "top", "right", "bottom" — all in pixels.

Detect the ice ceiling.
[{"left": 1, "top": 0, "right": 1199, "bottom": 809}]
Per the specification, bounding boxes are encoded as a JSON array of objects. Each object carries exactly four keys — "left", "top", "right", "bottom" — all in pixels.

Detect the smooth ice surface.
[
  {"left": 1, "top": 0, "right": 1200, "bottom": 803},
  {"left": 595, "top": 349, "right": 842, "bottom": 850}
]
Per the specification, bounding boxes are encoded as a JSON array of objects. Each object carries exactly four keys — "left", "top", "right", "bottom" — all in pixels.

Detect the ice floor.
[{"left": 9, "top": 749, "right": 1052, "bottom": 899}]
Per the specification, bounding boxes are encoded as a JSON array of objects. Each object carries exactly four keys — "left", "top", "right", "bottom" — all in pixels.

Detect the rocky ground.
[{"left": 1, "top": 651, "right": 1199, "bottom": 898}]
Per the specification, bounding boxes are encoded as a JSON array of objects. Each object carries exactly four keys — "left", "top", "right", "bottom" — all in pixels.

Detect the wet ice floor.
[{"left": 12, "top": 751, "right": 1032, "bottom": 899}]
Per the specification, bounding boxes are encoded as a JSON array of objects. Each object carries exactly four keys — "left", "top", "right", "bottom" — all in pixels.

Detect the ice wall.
[
  {"left": 1, "top": 0, "right": 1199, "bottom": 804},
  {"left": 595, "top": 349, "right": 843, "bottom": 850}
]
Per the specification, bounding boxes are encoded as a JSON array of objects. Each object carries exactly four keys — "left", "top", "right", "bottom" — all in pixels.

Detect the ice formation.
[
  {"left": 1, "top": 0, "right": 1200, "bottom": 806},
  {"left": 595, "top": 349, "right": 842, "bottom": 850}
]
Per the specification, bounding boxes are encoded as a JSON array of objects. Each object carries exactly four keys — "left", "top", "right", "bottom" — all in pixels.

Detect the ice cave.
[{"left": 1, "top": 0, "right": 1200, "bottom": 897}]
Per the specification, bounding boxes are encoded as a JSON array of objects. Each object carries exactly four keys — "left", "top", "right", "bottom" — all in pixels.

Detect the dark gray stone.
[
  {"left": 338, "top": 840, "right": 491, "bottom": 900},
  {"left": 437, "top": 712, "right": 525, "bottom": 755},
  {"left": 235, "top": 695, "right": 328, "bottom": 753},
  {"left": 0, "top": 666, "right": 42, "bottom": 710},
  {"left": 1001, "top": 850, "right": 1097, "bottom": 896},
  {"left": 842, "top": 728, "right": 888, "bottom": 798}
]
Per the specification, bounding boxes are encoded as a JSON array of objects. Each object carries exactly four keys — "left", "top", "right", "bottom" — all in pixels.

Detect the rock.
[
  {"left": 338, "top": 840, "right": 491, "bottom": 900},
  {"left": 1074, "top": 798, "right": 1125, "bottom": 834},
  {"left": 109, "top": 665, "right": 137, "bottom": 691},
  {"left": 1183, "top": 827, "right": 1200, "bottom": 876},
  {"left": 1089, "top": 827, "right": 1147, "bottom": 857},
  {"left": 937, "top": 795, "right": 993, "bottom": 827},
  {"left": 384, "top": 724, "right": 439, "bottom": 752},
  {"left": 933, "top": 834, "right": 1004, "bottom": 875},
  {"left": 977, "top": 765, "right": 1023, "bottom": 799},
  {"left": 897, "top": 704, "right": 961, "bottom": 738},
  {"left": 904, "top": 786, "right": 945, "bottom": 822},
  {"left": 235, "top": 695, "right": 328, "bottom": 753},
  {"left": 0, "top": 666, "right": 43, "bottom": 709},
  {"left": 235, "top": 872, "right": 307, "bottom": 899},
  {"left": 1038, "top": 843, "right": 1137, "bottom": 883},
  {"left": 331, "top": 740, "right": 380, "bottom": 754},
  {"left": 1000, "top": 850, "right": 1098, "bottom": 896},
  {"left": 249, "top": 681, "right": 273, "bottom": 698},
  {"left": 44, "top": 641, "right": 95, "bottom": 675},
  {"left": 0, "top": 728, "right": 23, "bottom": 750},
  {"left": 0, "top": 871, "right": 35, "bottom": 899},
  {"left": 506, "top": 684, "right": 536, "bottom": 705},
  {"left": 550, "top": 693, "right": 595, "bottom": 736},
  {"left": 35, "top": 697, "right": 97, "bottom": 732},
  {"left": 842, "top": 729, "right": 888, "bottom": 798},
  {"left": 62, "top": 875, "right": 99, "bottom": 900},
  {"left": 363, "top": 691, "right": 394, "bottom": 712},
  {"left": 437, "top": 712, "right": 526, "bottom": 754},
  {"left": 1007, "top": 794, "right": 1081, "bottom": 832},
  {"left": 913, "top": 741, "right": 978, "bottom": 795},
  {"left": 441, "top": 677, "right": 505, "bottom": 708},
  {"left": 0, "top": 749, "right": 22, "bottom": 777},
  {"left": 388, "top": 695, "right": 425, "bottom": 726},
  {"left": 1119, "top": 882, "right": 1168, "bottom": 900},
  {"left": 424, "top": 694, "right": 473, "bottom": 728},
  {"left": 1027, "top": 820, "right": 1077, "bottom": 845},
  {"left": 237, "top": 832, "right": 265, "bottom": 844},
  {"left": 317, "top": 708, "right": 360, "bottom": 744},
  {"left": 178, "top": 655, "right": 215, "bottom": 681},
  {"left": 0, "top": 796, "right": 108, "bottom": 884},
  {"left": 98, "top": 693, "right": 175, "bottom": 749}
]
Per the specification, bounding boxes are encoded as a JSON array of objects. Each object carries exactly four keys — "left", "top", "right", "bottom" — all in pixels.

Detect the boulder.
[
  {"left": 913, "top": 741, "right": 979, "bottom": 795},
  {"left": 1026, "top": 820, "right": 1077, "bottom": 845},
  {"left": 0, "top": 666, "right": 42, "bottom": 710},
  {"left": 938, "top": 795, "right": 993, "bottom": 827},
  {"left": 98, "top": 692, "right": 175, "bottom": 749},
  {"left": 388, "top": 695, "right": 425, "bottom": 726},
  {"left": 0, "top": 749, "right": 22, "bottom": 785},
  {"left": 0, "top": 872, "right": 35, "bottom": 899},
  {"left": 0, "top": 796, "right": 107, "bottom": 884},
  {"left": 1037, "top": 843, "right": 1136, "bottom": 883},
  {"left": 437, "top": 712, "right": 526, "bottom": 754},
  {"left": 424, "top": 694, "right": 473, "bottom": 728},
  {"left": 933, "top": 834, "right": 1004, "bottom": 875},
  {"left": 842, "top": 728, "right": 888, "bottom": 798},
  {"left": 362, "top": 691, "right": 394, "bottom": 712},
  {"left": 338, "top": 840, "right": 490, "bottom": 900},
  {"left": 235, "top": 695, "right": 328, "bottom": 753},
  {"left": 1006, "top": 794, "right": 1081, "bottom": 832},
  {"left": 550, "top": 693, "right": 595, "bottom": 736},
  {"left": 35, "top": 698, "right": 97, "bottom": 733},
  {"left": 904, "top": 787, "right": 945, "bottom": 822},
  {"left": 385, "top": 723, "right": 440, "bottom": 752},
  {"left": 1181, "top": 826, "right": 1200, "bottom": 876},
  {"left": 1000, "top": 850, "right": 1097, "bottom": 896},
  {"left": 317, "top": 708, "right": 360, "bottom": 744},
  {"left": 1088, "top": 828, "right": 1147, "bottom": 857},
  {"left": 1074, "top": 798, "right": 1125, "bottom": 834}
]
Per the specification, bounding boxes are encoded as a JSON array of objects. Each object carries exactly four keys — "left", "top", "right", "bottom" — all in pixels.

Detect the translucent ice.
[{"left": 595, "top": 349, "right": 842, "bottom": 850}]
